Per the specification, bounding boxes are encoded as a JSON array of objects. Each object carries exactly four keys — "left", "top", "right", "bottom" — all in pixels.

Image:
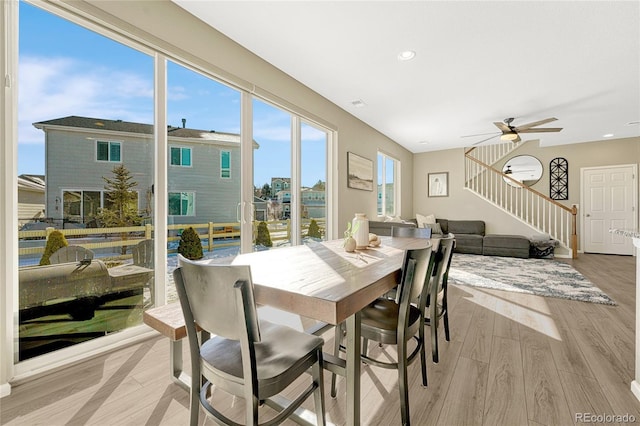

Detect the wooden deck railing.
[{"left": 18, "top": 218, "right": 326, "bottom": 260}]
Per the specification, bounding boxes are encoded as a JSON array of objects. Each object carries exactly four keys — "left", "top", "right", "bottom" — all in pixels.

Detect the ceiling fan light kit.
[{"left": 471, "top": 117, "right": 563, "bottom": 146}]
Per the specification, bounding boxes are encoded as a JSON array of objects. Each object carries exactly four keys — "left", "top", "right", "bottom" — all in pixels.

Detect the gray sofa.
[{"left": 369, "top": 218, "right": 532, "bottom": 258}]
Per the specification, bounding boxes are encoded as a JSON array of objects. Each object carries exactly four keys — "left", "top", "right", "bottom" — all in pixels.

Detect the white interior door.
[{"left": 582, "top": 165, "right": 637, "bottom": 255}]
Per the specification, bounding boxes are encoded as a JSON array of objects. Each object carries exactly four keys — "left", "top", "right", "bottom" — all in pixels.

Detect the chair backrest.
[
  {"left": 132, "top": 239, "right": 154, "bottom": 268},
  {"left": 397, "top": 246, "right": 437, "bottom": 312},
  {"left": 50, "top": 245, "right": 94, "bottom": 264},
  {"left": 432, "top": 234, "right": 455, "bottom": 293},
  {"left": 391, "top": 226, "right": 432, "bottom": 239},
  {"left": 173, "top": 255, "right": 260, "bottom": 343}
]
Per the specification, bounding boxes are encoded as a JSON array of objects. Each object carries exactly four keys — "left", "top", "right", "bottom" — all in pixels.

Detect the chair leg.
[
  {"left": 431, "top": 319, "right": 439, "bottom": 364},
  {"left": 398, "top": 340, "right": 410, "bottom": 426},
  {"left": 444, "top": 310, "right": 451, "bottom": 341},
  {"left": 189, "top": 386, "right": 199, "bottom": 426},
  {"left": 419, "top": 325, "right": 428, "bottom": 387},
  {"left": 362, "top": 338, "right": 369, "bottom": 357},
  {"left": 330, "top": 325, "right": 342, "bottom": 398},
  {"left": 312, "top": 351, "right": 326, "bottom": 426}
]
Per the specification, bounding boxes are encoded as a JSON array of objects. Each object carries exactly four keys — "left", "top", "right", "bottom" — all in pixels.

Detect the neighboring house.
[
  {"left": 301, "top": 187, "right": 326, "bottom": 219},
  {"left": 17, "top": 174, "right": 45, "bottom": 228},
  {"left": 271, "top": 177, "right": 290, "bottom": 194},
  {"left": 275, "top": 189, "right": 291, "bottom": 219},
  {"left": 33, "top": 116, "right": 258, "bottom": 227},
  {"left": 253, "top": 196, "right": 267, "bottom": 222}
]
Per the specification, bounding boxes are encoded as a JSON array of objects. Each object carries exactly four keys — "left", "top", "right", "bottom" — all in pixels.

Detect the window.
[
  {"left": 377, "top": 152, "right": 400, "bottom": 217},
  {"left": 170, "top": 146, "right": 192, "bottom": 166},
  {"left": 220, "top": 150, "right": 230, "bottom": 178},
  {"left": 169, "top": 192, "right": 195, "bottom": 216},
  {"left": 96, "top": 141, "right": 121, "bottom": 162}
]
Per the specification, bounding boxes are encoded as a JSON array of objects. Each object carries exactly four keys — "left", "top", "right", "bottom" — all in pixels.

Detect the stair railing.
[{"left": 465, "top": 153, "right": 578, "bottom": 258}]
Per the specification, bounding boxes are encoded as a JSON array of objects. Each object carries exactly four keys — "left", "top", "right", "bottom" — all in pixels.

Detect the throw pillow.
[
  {"left": 425, "top": 222, "right": 443, "bottom": 235},
  {"left": 416, "top": 213, "right": 436, "bottom": 228},
  {"left": 384, "top": 215, "right": 403, "bottom": 223}
]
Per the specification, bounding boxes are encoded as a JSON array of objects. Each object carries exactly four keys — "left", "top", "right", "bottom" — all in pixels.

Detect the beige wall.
[
  {"left": 75, "top": 0, "right": 413, "bottom": 236},
  {"left": 413, "top": 137, "right": 640, "bottom": 255}
]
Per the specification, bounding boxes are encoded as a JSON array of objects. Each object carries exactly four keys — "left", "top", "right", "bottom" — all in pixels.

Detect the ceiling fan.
[{"left": 468, "top": 117, "right": 563, "bottom": 146}]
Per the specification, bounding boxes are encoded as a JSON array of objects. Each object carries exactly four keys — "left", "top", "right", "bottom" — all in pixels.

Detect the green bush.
[
  {"left": 256, "top": 221, "right": 273, "bottom": 247},
  {"left": 40, "top": 230, "right": 68, "bottom": 265},
  {"left": 307, "top": 219, "right": 322, "bottom": 239},
  {"left": 178, "top": 227, "right": 203, "bottom": 260}
]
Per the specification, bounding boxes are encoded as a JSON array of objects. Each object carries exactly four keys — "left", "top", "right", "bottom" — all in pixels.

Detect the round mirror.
[{"left": 503, "top": 155, "right": 543, "bottom": 187}]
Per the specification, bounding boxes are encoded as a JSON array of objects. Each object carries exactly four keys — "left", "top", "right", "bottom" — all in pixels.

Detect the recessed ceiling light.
[
  {"left": 603, "top": 133, "right": 614, "bottom": 138},
  {"left": 397, "top": 50, "right": 416, "bottom": 61},
  {"left": 627, "top": 121, "right": 640, "bottom": 126},
  {"left": 418, "top": 140, "right": 429, "bottom": 144},
  {"left": 350, "top": 99, "right": 365, "bottom": 108}
]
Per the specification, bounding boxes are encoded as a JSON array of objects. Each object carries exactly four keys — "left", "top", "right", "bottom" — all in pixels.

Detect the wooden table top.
[{"left": 231, "top": 236, "right": 432, "bottom": 325}]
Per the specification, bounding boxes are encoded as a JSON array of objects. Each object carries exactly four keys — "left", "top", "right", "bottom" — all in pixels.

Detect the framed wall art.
[
  {"left": 428, "top": 172, "right": 449, "bottom": 197},
  {"left": 347, "top": 152, "right": 374, "bottom": 191}
]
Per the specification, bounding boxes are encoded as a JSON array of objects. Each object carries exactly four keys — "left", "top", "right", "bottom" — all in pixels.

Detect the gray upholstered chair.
[
  {"left": 49, "top": 245, "right": 94, "bottom": 264},
  {"left": 331, "top": 246, "right": 436, "bottom": 426},
  {"left": 426, "top": 234, "right": 455, "bottom": 363},
  {"left": 173, "top": 255, "right": 326, "bottom": 426}
]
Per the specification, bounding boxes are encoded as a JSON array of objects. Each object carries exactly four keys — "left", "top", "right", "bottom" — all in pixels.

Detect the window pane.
[
  {"left": 170, "top": 147, "right": 180, "bottom": 165},
  {"left": 97, "top": 141, "right": 109, "bottom": 161},
  {"left": 181, "top": 148, "right": 191, "bottom": 166},
  {"left": 301, "top": 122, "right": 327, "bottom": 243},
  {"left": 17, "top": 2, "right": 155, "bottom": 361},
  {"left": 221, "top": 150, "right": 230, "bottom": 169},
  {"left": 110, "top": 142, "right": 121, "bottom": 162}
]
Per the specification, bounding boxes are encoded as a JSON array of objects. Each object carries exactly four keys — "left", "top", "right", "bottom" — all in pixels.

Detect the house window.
[
  {"left": 96, "top": 141, "right": 121, "bottom": 162},
  {"left": 170, "top": 146, "right": 192, "bottom": 166},
  {"left": 168, "top": 192, "right": 195, "bottom": 216},
  {"left": 220, "top": 150, "right": 231, "bottom": 178},
  {"left": 377, "top": 152, "right": 400, "bottom": 217}
]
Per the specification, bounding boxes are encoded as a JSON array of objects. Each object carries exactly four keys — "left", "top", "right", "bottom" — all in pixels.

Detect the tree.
[
  {"left": 255, "top": 221, "right": 273, "bottom": 247},
  {"left": 261, "top": 183, "right": 272, "bottom": 199},
  {"left": 312, "top": 180, "right": 325, "bottom": 191},
  {"left": 96, "top": 164, "right": 142, "bottom": 254},
  {"left": 39, "top": 230, "right": 68, "bottom": 265},
  {"left": 178, "top": 227, "right": 203, "bottom": 260},
  {"left": 307, "top": 219, "right": 322, "bottom": 239}
]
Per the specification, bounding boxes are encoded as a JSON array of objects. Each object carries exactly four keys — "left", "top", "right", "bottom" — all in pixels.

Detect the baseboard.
[
  {"left": 0, "top": 382, "right": 11, "bottom": 398},
  {"left": 631, "top": 380, "right": 640, "bottom": 402}
]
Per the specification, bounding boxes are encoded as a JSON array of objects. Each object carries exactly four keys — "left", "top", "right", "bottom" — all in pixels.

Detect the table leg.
[
  {"left": 345, "top": 312, "right": 361, "bottom": 426},
  {"left": 170, "top": 339, "right": 190, "bottom": 391}
]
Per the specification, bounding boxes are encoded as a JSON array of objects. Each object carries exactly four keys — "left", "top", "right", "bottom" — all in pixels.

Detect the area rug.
[{"left": 448, "top": 254, "right": 617, "bottom": 305}]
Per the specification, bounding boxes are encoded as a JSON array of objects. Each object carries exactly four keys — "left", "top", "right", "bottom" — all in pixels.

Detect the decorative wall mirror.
[{"left": 502, "top": 155, "right": 543, "bottom": 187}]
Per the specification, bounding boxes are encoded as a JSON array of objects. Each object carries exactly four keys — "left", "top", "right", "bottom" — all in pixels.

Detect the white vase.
[{"left": 352, "top": 213, "right": 370, "bottom": 249}]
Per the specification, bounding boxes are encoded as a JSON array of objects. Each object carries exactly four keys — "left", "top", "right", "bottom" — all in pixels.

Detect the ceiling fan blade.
[
  {"left": 461, "top": 131, "right": 501, "bottom": 138},
  {"left": 493, "top": 122, "right": 511, "bottom": 132},
  {"left": 514, "top": 117, "right": 557, "bottom": 130},
  {"left": 517, "top": 127, "right": 563, "bottom": 133},
  {"left": 472, "top": 134, "right": 500, "bottom": 146}
]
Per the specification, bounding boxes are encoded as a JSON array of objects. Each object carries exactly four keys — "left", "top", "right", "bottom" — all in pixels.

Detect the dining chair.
[
  {"left": 173, "top": 255, "right": 326, "bottom": 426},
  {"left": 331, "top": 246, "right": 436, "bottom": 426},
  {"left": 425, "top": 234, "right": 455, "bottom": 363}
]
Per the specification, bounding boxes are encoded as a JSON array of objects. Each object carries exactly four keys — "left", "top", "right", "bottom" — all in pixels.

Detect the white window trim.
[
  {"left": 220, "top": 149, "right": 231, "bottom": 179},
  {"left": 377, "top": 151, "right": 401, "bottom": 218},
  {"left": 95, "top": 140, "right": 122, "bottom": 163},
  {"left": 168, "top": 191, "right": 196, "bottom": 217},
  {"left": 169, "top": 145, "right": 192, "bottom": 167}
]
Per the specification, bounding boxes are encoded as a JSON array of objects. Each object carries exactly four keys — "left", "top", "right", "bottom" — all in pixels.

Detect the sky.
[{"left": 17, "top": 2, "right": 326, "bottom": 188}]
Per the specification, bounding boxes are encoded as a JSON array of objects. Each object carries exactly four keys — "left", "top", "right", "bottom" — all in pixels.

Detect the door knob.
[{"left": 586, "top": 214, "right": 591, "bottom": 217}]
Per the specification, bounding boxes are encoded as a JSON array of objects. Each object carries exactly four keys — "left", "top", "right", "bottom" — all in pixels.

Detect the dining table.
[{"left": 231, "top": 235, "right": 433, "bottom": 426}]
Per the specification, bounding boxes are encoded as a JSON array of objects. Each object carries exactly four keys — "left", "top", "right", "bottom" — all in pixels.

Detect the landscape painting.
[{"left": 347, "top": 152, "right": 374, "bottom": 191}]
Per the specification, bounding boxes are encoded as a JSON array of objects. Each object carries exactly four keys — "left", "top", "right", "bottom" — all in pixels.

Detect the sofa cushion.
[
  {"left": 435, "top": 218, "right": 448, "bottom": 234},
  {"left": 453, "top": 234, "right": 484, "bottom": 255},
  {"left": 483, "top": 234, "right": 530, "bottom": 258},
  {"left": 448, "top": 220, "right": 485, "bottom": 236},
  {"left": 368, "top": 220, "right": 416, "bottom": 237}
]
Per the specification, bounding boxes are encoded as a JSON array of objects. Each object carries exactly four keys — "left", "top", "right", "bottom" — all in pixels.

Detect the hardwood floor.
[{"left": 2, "top": 253, "right": 640, "bottom": 425}]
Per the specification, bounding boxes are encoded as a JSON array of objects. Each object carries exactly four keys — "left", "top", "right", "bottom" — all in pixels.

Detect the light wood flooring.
[{"left": 2, "top": 253, "right": 640, "bottom": 425}]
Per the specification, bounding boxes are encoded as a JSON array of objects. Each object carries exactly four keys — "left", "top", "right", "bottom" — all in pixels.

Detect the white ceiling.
[{"left": 173, "top": 1, "right": 640, "bottom": 153}]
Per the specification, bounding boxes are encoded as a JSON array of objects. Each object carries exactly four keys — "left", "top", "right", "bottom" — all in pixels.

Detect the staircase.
[{"left": 464, "top": 142, "right": 577, "bottom": 258}]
